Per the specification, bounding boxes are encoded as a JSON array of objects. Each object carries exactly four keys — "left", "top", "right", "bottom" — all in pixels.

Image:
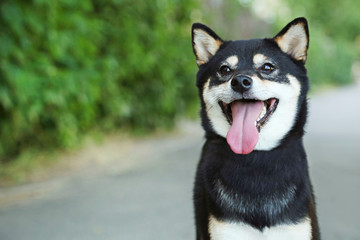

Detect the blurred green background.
[{"left": 0, "top": 0, "right": 359, "bottom": 182}]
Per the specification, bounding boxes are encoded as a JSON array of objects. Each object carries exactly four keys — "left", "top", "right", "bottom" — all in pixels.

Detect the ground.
[{"left": 0, "top": 84, "right": 359, "bottom": 240}]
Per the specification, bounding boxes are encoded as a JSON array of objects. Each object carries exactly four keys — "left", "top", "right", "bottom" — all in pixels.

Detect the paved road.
[
  {"left": 0, "top": 85, "right": 359, "bottom": 240},
  {"left": 305, "top": 85, "right": 360, "bottom": 240}
]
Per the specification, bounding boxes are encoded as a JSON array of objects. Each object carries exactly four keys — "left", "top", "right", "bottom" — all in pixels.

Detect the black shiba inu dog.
[{"left": 191, "top": 18, "right": 320, "bottom": 240}]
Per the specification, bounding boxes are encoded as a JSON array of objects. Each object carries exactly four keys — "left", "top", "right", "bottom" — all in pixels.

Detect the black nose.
[{"left": 231, "top": 75, "right": 253, "bottom": 93}]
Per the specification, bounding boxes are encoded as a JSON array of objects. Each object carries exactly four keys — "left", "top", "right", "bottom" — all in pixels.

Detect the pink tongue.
[{"left": 226, "top": 101, "right": 264, "bottom": 154}]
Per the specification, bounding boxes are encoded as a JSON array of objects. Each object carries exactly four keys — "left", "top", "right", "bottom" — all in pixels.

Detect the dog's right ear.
[
  {"left": 192, "top": 23, "right": 224, "bottom": 66},
  {"left": 274, "top": 18, "right": 309, "bottom": 63}
]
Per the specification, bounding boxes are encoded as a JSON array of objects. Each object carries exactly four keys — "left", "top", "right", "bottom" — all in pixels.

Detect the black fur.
[{"left": 192, "top": 18, "right": 320, "bottom": 240}]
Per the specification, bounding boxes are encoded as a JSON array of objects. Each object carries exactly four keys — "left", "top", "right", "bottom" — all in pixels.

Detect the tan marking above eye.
[
  {"left": 225, "top": 55, "right": 238, "bottom": 67},
  {"left": 253, "top": 54, "right": 268, "bottom": 66}
]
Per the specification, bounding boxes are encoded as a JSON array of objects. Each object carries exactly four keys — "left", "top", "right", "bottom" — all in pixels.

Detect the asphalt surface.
[{"left": 0, "top": 84, "right": 359, "bottom": 240}]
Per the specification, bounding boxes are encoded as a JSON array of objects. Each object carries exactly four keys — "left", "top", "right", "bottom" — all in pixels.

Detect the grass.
[{"left": 0, "top": 129, "right": 106, "bottom": 187}]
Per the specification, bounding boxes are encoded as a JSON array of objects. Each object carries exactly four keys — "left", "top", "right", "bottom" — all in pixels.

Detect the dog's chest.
[{"left": 209, "top": 215, "right": 311, "bottom": 240}]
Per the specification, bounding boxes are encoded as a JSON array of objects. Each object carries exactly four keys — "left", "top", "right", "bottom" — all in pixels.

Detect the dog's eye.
[
  {"left": 260, "top": 63, "right": 275, "bottom": 73},
  {"left": 219, "top": 65, "right": 232, "bottom": 75}
]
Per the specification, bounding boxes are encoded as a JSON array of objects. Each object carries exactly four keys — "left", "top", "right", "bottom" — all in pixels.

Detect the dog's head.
[{"left": 192, "top": 18, "right": 310, "bottom": 154}]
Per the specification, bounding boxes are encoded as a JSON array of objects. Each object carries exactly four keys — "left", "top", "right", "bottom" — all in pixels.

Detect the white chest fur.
[{"left": 209, "top": 215, "right": 311, "bottom": 240}]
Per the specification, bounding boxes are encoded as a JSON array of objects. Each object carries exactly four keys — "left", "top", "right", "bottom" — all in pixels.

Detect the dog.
[{"left": 191, "top": 17, "right": 320, "bottom": 240}]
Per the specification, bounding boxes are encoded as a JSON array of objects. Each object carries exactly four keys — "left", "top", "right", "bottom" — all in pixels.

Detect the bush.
[
  {"left": 0, "top": 0, "right": 199, "bottom": 161},
  {"left": 1, "top": 0, "right": 358, "bottom": 163}
]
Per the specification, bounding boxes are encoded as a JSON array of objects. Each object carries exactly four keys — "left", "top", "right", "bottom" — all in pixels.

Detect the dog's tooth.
[{"left": 259, "top": 106, "right": 266, "bottom": 119}]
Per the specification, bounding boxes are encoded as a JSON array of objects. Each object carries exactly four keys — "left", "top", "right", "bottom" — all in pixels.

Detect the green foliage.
[
  {"left": 1, "top": 0, "right": 358, "bottom": 164},
  {"left": 0, "top": 0, "right": 199, "bottom": 161}
]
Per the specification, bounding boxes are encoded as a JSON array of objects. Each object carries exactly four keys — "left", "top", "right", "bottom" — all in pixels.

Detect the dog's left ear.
[{"left": 274, "top": 17, "right": 309, "bottom": 63}]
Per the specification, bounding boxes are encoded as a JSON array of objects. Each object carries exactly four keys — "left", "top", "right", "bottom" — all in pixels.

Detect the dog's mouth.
[
  {"left": 219, "top": 98, "right": 279, "bottom": 132},
  {"left": 219, "top": 98, "right": 279, "bottom": 155}
]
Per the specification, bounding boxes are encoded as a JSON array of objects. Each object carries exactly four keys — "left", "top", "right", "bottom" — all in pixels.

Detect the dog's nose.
[{"left": 231, "top": 75, "right": 252, "bottom": 93}]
